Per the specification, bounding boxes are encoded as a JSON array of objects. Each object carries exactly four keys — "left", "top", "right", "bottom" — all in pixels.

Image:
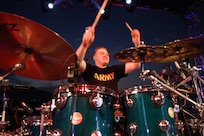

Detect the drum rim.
[
  {"left": 75, "top": 84, "right": 117, "bottom": 97},
  {"left": 120, "top": 85, "right": 167, "bottom": 96},
  {"left": 54, "top": 84, "right": 117, "bottom": 97}
]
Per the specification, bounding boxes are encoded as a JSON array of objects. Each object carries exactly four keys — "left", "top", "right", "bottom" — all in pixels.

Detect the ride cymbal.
[
  {"left": 114, "top": 36, "right": 204, "bottom": 63},
  {"left": 0, "top": 12, "right": 75, "bottom": 80},
  {"left": 160, "top": 36, "right": 204, "bottom": 62}
]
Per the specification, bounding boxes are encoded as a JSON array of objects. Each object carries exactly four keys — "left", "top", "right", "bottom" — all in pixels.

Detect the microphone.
[
  {"left": 0, "top": 63, "right": 24, "bottom": 81},
  {"left": 13, "top": 63, "right": 24, "bottom": 70},
  {"left": 174, "top": 61, "right": 186, "bottom": 79}
]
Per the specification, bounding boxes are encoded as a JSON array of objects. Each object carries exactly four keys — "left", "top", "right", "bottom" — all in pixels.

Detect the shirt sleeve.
[{"left": 114, "top": 64, "right": 127, "bottom": 80}]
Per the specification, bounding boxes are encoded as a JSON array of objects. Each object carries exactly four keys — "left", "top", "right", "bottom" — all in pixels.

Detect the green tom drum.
[
  {"left": 52, "top": 84, "right": 116, "bottom": 136},
  {"left": 121, "top": 85, "right": 178, "bottom": 136}
]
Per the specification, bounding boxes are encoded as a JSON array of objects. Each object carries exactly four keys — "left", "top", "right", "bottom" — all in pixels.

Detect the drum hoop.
[
  {"left": 75, "top": 84, "right": 117, "bottom": 97},
  {"left": 121, "top": 85, "right": 163, "bottom": 96}
]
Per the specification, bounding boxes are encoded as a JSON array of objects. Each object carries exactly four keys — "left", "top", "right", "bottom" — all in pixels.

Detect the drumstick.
[
  {"left": 92, "top": 0, "right": 109, "bottom": 29},
  {"left": 125, "top": 22, "right": 133, "bottom": 31}
]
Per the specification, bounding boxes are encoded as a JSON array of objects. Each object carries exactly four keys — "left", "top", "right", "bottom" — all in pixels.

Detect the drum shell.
[
  {"left": 121, "top": 88, "right": 178, "bottom": 136},
  {"left": 52, "top": 93, "right": 115, "bottom": 136}
]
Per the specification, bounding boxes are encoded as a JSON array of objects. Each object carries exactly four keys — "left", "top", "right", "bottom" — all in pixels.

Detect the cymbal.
[
  {"left": 114, "top": 36, "right": 204, "bottom": 63},
  {"left": 114, "top": 46, "right": 172, "bottom": 63},
  {"left": 160, "top": 36, "right": 204, "bottom": 62},
  {"left": 0, "top": 12, "right": 75, "bottom": 80}
]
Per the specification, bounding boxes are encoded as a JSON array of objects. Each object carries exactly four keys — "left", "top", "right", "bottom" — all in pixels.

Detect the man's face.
[{"left": 93, "top": 48, "right": 110, "bottom": 68}]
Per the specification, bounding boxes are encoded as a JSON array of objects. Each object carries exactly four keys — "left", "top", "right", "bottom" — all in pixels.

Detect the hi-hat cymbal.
[
  {"left": 114, "top": 46, "right": 172, "bottom": 63},
  {"left": 0, "top": 12, "right": 75, "bottom": 80}
]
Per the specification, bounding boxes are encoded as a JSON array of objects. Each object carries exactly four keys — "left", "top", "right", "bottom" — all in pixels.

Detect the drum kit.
[{"left": 0, "top": 11, "right": 204, "bottom": 136}]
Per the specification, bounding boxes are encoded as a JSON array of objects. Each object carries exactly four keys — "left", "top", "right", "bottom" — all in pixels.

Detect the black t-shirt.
[{"left": 81, "top": 63, "right": 127, "bottom": 92}]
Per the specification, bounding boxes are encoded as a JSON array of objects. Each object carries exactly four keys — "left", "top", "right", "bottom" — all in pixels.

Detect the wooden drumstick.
[
  {"left": 125, "top": 22, "right": 133, "bottom": 31},
  {"left": 92, "top": 0, "right": 109, "bottom": 29}
]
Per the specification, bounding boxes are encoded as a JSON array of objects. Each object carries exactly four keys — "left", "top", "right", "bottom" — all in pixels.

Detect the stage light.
[
  {"left": 41, "top": 0, "right": 55, "bottom": 12},
  {"left": 101, "top": 0, "right": 112, "bottom": 20},
  {"left": 123, "top": 0, "right": 136, "bottom": 12}
]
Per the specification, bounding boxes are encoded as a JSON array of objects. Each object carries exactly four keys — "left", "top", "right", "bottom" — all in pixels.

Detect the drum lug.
[
  {"left": 128, "top": 123, "right": 137, "bottom": 135},
  {"left": 50, "top": 129, "right": 63, "bottom": 136},
  {"left": 91, "top": 130, "right": 102, "bottom": 136},
  {"left": 55, "top": 95, "right": 67, "bottom": 110},
  {"left": 175, "top": 120, "right": 184, "bottom": 130},
  {"left": 151, "top": 92, "right": 165, "bottom": 106},
  {"left": 158, "top": 120, "right": 170, "bottom": 132},
  {"left": 126, "top": 98, "right": 134, "bottom": 108},
  {"left": 125, "top": 94, "right": 134, "bottom": 108},
  {"left": 54, "top": 86, "right": 70, "bottom": 110},
  {"left": 89, "top": 93, "right": 103, "bottom": 109}
]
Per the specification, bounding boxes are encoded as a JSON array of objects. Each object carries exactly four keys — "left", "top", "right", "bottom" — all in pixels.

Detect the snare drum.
[
  {"left": 121, "top": 85, "right": 177, "bottom": 136},
  {"left": 52, "top": 84, "right": 116, "bottom": 136}
]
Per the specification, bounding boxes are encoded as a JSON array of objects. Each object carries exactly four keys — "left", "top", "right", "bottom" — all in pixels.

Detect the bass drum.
[
  {"left": 121, "top": 85, "right": 178, "bottom": 136},
  {"left": 52, "top": 84, "right": 116, "bottom": 136}
]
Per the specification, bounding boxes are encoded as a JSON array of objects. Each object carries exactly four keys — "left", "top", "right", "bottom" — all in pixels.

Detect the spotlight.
[
  {"left": 41, "top": 0, "right": 55, "bottom": 12},
  {"left": 123, "top": 0, "right": 136, "bottom": 12}
]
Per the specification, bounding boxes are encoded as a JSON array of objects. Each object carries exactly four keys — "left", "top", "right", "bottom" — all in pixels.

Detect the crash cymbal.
[
  {"left": 114, "top": 46, "right": 172, "bottom": 63},
  {"left": 160, "top": 36, "right": 204, "bottom": 62},
  {"left": 0, "top": 12, "right": 75, "bottom": 80}
]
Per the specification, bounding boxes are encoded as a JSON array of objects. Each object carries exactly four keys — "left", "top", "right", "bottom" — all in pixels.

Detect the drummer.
[{"left": 76, "top": 26, "right": 142, "bottom": 92}]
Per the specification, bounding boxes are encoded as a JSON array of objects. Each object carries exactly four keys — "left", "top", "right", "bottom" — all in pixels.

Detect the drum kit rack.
[{"left": 0, "top": 10, "right": 204, "bottom": 135}]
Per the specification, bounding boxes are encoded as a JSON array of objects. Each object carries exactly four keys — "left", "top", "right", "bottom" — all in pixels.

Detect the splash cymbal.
[{"left": 0, "top": 12, "right": 75, "bottom": 80}]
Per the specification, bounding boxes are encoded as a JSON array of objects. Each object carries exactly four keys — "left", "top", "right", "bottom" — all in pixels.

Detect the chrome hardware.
[
  {"left": 128, "top": 123, "right": 137, "bottom": 135},
  {"left": 89, "top": 93, "right": 103, "bottom": 109},
  {"left": 151, "top": 92, "right": 165, "bottom": 106},
  {"left": 158, "top": 120, "right": 170, "bottom": 132},
  {"left": 125, "top": 92, "right": 134, "bottom": 108},
  {"left": 91, "top": 130, "right": 102, "bottom": 136}
]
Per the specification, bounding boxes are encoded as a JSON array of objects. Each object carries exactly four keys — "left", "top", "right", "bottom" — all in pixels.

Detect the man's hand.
[
  {"left": 82, "top": 26, "right": 95, "bottom": 48},
  {"left": 131, "top": 29, "right": 140, "bottom": 47}
]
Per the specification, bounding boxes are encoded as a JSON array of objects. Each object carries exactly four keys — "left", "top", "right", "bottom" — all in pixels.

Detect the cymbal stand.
[
  {"left": 140, "top": 70, "right": 203, "bottom": 110},
  {"left": 140, "top": 69, "right": 204, "bottom": 135},
  {"left": 36, "top": 103, "right": 52, "bottom": 136},
  {"left": 67, "top": 63, "right": 80, "bottom": 136},
  {"left": 174, "top": 64, "right": 204, "bottom": 135},
  {"left": 191, "top": 66, "right": 204, "bottom": 105},
  {"left": 138, "top": 47, "right": 147, "bottom": 72},
  {"left": 0, "top": 79, "right": 10, "bottom": 132},
  {"left": 190, "top": 66, "right": 204, "bottom": 130},
  {"left": 0, "top": 93, "right": 9, "bottom": 131}
]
